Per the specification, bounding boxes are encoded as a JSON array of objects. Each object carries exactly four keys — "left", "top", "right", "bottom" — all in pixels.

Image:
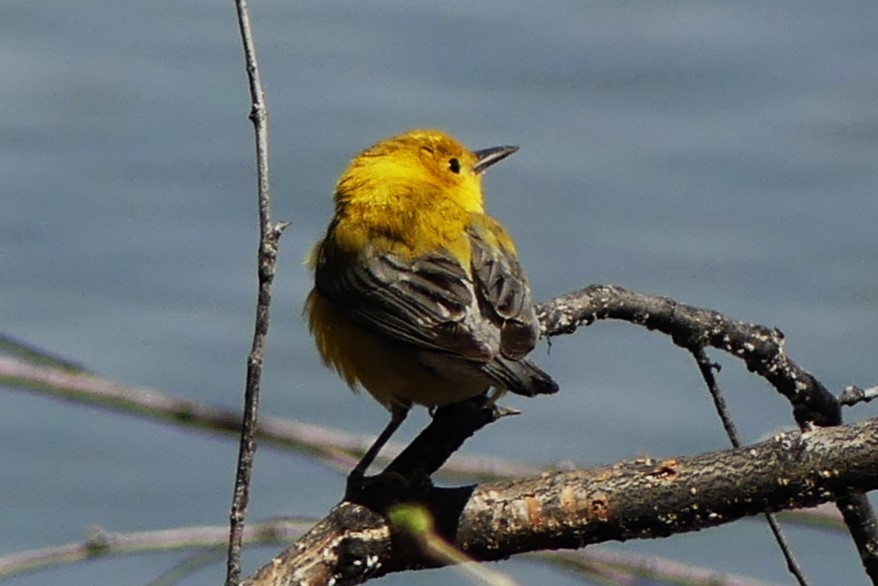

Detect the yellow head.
[{"left": 334, "top": 129, "right": 518, "bottom": 216}]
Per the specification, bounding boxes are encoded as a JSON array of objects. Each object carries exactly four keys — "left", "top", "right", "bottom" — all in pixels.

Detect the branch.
[
  {"left": 539, "top": 549, "right": 785, "bottom": 586},
  {"left": 840, "top": 385, "right": 878, "bottom": 406},
  {"left": 243, "top": 417, "right": 878, "bottom": 585},
  {"left": 537, "top": 285, "right": 839, "bottom": 427},
  {"left": 0, "top": 356, "right": 539, "bottom": 481},
  {"left": 537, "top": 284, "right": 878, "bottom": 582},
  {"left": 227, "top": 0, "right": 287, "bottom": 583},
  {"left": 0, "top": 519, "right": 310, "bottom": 579}
]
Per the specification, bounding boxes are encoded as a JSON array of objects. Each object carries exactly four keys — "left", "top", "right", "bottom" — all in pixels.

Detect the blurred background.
[{"left": 3, "top": 1, "right": 878, "bottom": 584}]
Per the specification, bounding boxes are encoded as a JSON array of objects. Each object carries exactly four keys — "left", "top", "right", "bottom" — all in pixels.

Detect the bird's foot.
[{"left": 345, "top": 468, "right": 433, "bottom": 506}]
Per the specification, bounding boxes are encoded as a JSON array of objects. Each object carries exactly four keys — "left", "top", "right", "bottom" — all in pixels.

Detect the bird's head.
[{"left": 335, "top": 129, "right": 517, "bottom": 214}]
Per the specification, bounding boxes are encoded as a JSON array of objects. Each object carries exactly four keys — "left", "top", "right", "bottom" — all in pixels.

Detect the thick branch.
[{"left": 243, "top": 417, "right": 878, "bottom": 585}]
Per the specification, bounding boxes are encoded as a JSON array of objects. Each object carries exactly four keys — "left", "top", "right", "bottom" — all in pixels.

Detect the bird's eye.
[{"left": 448, "top": 157, "right": 461, "bottom": 174}]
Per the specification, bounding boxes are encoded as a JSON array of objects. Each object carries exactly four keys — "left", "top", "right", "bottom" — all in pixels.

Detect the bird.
[{"left": 305, "top": 129, "right": 558, "bottom": 479}]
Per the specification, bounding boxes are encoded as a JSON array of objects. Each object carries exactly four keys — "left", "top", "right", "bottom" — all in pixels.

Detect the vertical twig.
[
  {"left": 692, "top": 349, "right": 811, "bottom": 586},
  {"left": 226, "top": 1, "right": 288, "bottom": 585}
]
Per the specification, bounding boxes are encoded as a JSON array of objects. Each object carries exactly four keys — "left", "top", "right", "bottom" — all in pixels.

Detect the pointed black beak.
[{"left": 472, "top": 145, "right": 519, "bottom": 174}]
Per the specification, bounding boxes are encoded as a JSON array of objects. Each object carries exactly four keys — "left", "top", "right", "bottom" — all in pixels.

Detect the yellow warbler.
[{"left": 305, "top": 129, "right": 557, "bottom": 477}]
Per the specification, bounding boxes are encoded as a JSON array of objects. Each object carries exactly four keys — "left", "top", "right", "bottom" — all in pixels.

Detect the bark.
[{"left": 243, "top": 417, "right": 878, "bottom": 585}]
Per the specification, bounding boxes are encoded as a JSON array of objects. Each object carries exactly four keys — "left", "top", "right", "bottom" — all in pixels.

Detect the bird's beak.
[{"left": 472, "top": 145, "right": 519, "bottom": 174}]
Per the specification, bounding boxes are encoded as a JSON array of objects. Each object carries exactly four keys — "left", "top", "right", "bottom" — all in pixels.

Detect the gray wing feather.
[
  {"left": 315, "top": 244, "right": 493, "bottom": 360},
  {"left": 314, "top": 230, "right": 557, "bottom": 397},
  {"left": 467, "top": 225, "right": 540, "bottom": 359}
]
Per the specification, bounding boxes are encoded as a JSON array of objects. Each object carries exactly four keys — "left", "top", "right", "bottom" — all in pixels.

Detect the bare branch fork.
[{"left": 242, "top": 285, "right": 877, "bottom": 585}]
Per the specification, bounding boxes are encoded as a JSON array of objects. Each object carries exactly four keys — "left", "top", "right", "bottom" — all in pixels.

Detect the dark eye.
[{"left": 448, "top": 157, "right": 461, "bottom": 174}]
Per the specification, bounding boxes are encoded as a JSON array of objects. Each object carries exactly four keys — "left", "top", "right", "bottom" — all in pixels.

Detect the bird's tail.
[{"left": 484, "top": 357, "right": 559, "bottom": 397}]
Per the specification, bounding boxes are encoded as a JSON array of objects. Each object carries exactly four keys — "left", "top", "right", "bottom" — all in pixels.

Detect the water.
[{"left": 2, "top": 1, "right": 877, "bottom": 584}]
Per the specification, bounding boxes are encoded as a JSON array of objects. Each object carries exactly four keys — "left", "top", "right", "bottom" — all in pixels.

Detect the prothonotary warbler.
[{"left": 305, "top": 129, "right": 558, "bottom": 478}]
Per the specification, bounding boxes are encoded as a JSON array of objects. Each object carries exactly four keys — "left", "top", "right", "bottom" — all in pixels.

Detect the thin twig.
[
  {"left": 839, "top": 385, "right": 878, "bottom": 406},
  {"left": 0, "top": 519, "right": 310, "bottom": 579},
  {"left": 146, "top": 548, "right": 226, "bottom": 586},
  {"left": 536, "top": 548, "right": 785, "bottom": 586},
  {"left": 692, "top": 349, "right": 810, "bottom": 586},
  {"left": 0, "top": 332, "right": 86, "bottom": 372},
  {"left": 227, "top": 1, "right": 287, "bottom": 584},
  {"left": 0, "top": 356, "right": 541, "bottom": 481}
]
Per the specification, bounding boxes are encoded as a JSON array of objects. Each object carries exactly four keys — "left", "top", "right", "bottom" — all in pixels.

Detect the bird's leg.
[
  {"left": 348, "top": 404, "right": 408, "bottom": 481},
  {"left": 381, "top": 394, "right": 519, "bottom": 481},
  {"left": 485, "top": 387, "right": 507, "bottom": 406}
]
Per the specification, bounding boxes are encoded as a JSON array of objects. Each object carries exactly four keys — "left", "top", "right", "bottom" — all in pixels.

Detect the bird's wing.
[
  {"left": 314, "top": 241, "right": 496, "bottom": 361},
  {"left": 466, "top": 217, "right": 540, "bottom": 359}
]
